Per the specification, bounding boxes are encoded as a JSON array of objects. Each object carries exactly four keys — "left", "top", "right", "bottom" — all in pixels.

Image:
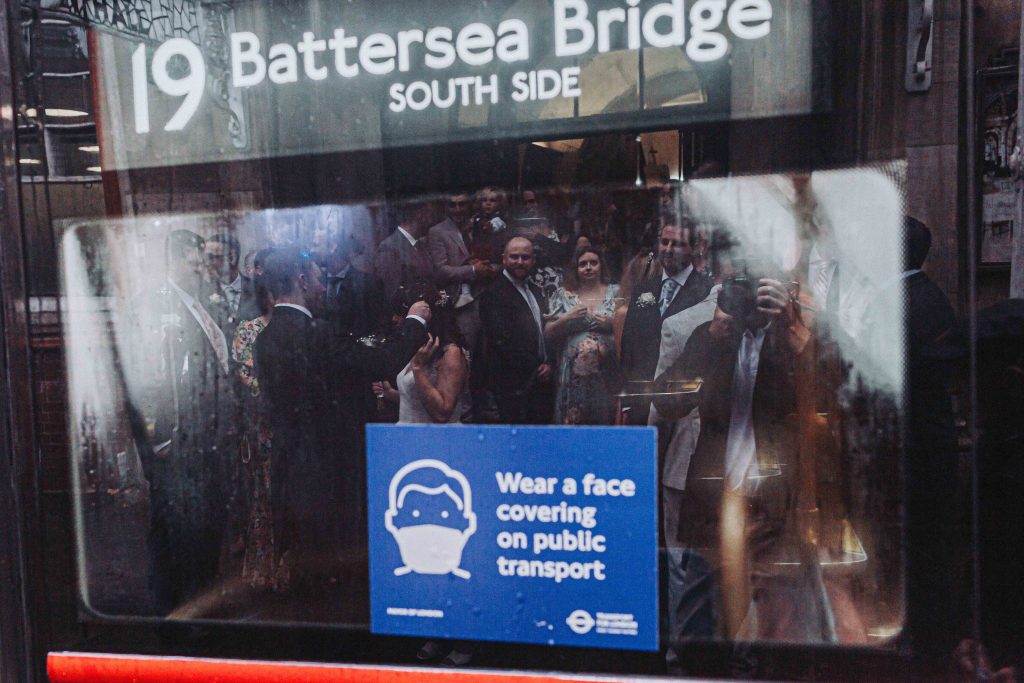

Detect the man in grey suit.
[
  {"left": 376, "top": 201, "right": 435, "bottom": 307},
  {"left": 427, "top": 191, "right": 497, "bottom": 352}
]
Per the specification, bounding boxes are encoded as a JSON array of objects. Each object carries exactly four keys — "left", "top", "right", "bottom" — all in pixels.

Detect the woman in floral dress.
[
  {"left": 544, "top": 246, "right": 621, "bottom": 425},
  {"left": 231, "top": 265, "right": 280, "bottom": 590}
]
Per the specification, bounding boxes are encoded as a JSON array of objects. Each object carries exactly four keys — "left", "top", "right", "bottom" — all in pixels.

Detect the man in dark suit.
[
  {"left": 620, "top": 218, "right": 714, "bottom": 425},
  {"left": 137, "top": 229, "right": 235, "bottom": 613},
  {"left": 255, "top": 248, "right": 429, "bottom": 583},
  {"left": 478, "top": 236, "right": 553, "bottom": 424},
  {"left": 318, "top": 229, "right": 389, "bottom": 339},
  {"left": 203, "top": 230, "right": 245, "bottom": 335},
  {"left": 653, "top": 274, "right": 808, "bottom": 662},
  {"left": 376, "top": 201, "right": 436, "bottom": 307},
  {"left": 899, "top": 216, "right": 958, "bottom": 668},
  {"left": 316, "top": 227, "right": 392, "bottom": 421}
]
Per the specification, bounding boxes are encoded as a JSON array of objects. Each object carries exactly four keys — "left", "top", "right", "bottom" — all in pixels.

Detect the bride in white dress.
[
  {"left": 384, "top": 309, "right": 476, "bottom": 665},
  {"left": 391, "top": 306, "right": 471, "bottom": 424}
]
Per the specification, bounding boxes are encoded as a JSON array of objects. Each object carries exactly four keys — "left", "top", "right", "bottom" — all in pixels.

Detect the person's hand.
[
  {"left": 371, "top": 380, "right": 398, "bottom": 404},
  {"left": 408, "top": 300, "right": 432, "bottom": 322},
  {"left": 756, "top": 278, "right": 795, "bottom": 324},
  {"left": 757, "top": 279, "right": 810, "bottom": 353},
  {"left": 472, "top": 260, "right": 491, "bottom": 277},
  {"left": 410, "top": 334, "right": 438, "bottom": 371},
  {"left": 536, "top": 363, "right": 553, "bottom": 383},
  {"left": 590, "top": 313, "right": 612, "bottom": 332},
  {"left": 563, "top": 304, "right": 589, "bottom": 323}
]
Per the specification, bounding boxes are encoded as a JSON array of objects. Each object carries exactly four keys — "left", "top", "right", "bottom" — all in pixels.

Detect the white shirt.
[
  {"left": 326, "top": 265, "right": 351, "bottom": 300},
  {"left": 168, "top": 279, "right": 230, "bottom": 375},
  {"left": 222, "top": 274, "right": 242, "bottom": 313},
  {"left": 808, "top": 242, "right": 837, "bottom": 309},
  {"left": 503, "top": 270, "right": 546, "bottom": 360},
  {"left": 807, "top": 242, "right": 871, "bottom": 340},
  {"left": 328, "top": 264, "right": 351, "bottom": 280},
  {"left": 396, "top": 226, "right": 419, "bottom": 247},
  {"left": 723, "top": 325, "right": 768, "bottom": 490},
  {"left": 274, "top": 302, "right": 312, "bottom": 318}
]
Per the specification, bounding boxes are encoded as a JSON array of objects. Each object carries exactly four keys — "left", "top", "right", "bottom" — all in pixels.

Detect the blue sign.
[{"left": 366, "top": 424, "right": 658, "bottom": 651}]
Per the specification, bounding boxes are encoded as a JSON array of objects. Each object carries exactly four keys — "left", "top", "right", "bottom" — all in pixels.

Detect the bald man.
[{"left": 478, "top": 237, "right": 554, "bottom": 424}]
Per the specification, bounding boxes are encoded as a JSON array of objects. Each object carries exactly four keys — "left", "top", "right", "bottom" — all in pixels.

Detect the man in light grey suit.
[
  {"left": 427, "top": 191, "right": 497, "bottom": 352},
  {"left": 376, "top": 201, "right": 436, "bottom": 307}
]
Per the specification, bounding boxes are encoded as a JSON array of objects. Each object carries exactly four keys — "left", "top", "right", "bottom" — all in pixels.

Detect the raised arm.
[
  {"left": 319, "top": 306, "right": 429, "bottom": 382},
  {"left": 412, "top": 341, "right": 469, "bottom": 423}
]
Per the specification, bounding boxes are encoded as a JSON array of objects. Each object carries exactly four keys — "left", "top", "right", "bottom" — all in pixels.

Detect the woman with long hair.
[
  {"left": 613, "top": 250, "right": 662, "bottom": 357},
  {"left": 394, "top": 302, "right": 471, "bottom": 425},
  {"left": 544, "top": 246, "right": 621, "bottom": 425}
]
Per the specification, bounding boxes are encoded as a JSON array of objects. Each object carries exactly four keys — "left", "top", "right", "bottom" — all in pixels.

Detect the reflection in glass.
[{"left": 64, "top": 172, "right": 908, "bottom": 650}]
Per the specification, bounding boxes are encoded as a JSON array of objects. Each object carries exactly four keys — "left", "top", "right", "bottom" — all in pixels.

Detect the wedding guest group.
[{"left": 127, "top": 182, "right": 957, "bottom": 675}]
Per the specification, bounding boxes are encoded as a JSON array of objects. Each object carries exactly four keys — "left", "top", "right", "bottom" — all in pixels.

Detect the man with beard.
[
  {"left": 428, "top": 192, "right": 496, "bottom": 353},
  {"left": 478, "top": 237, "right": 553, "bottom": 424},
  {"left": 203, "top": 231, "right": 244, "bottom": 333},
  {"left": 376, "top": 201, "right": 436, "bottom": 308},
  {"left": 255, "top": 248, "right": 429, "bottom": 589},
  {"left": 619, "top": 218, "right": 713, "bottom": 425}
]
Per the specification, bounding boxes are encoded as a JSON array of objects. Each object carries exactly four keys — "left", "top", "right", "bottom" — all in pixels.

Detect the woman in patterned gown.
[
  {"left": 544, "top": 246, "right": 621, "bottom": 425},
  {"left": 230, "top": 252, "right": 281, "bottom": 589}
]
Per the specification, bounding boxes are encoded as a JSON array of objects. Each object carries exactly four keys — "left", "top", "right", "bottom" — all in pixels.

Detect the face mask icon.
[{"left": 385, "top": 459, "right": 477, "bottom": 579}]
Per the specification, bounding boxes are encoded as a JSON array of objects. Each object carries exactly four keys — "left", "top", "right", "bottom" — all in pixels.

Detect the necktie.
[
  {"left": 520, "top": 282, "right": 546, "bottom": 361},
  {"left": 659, "top": 279, "right": 679, "bottom": 315}
]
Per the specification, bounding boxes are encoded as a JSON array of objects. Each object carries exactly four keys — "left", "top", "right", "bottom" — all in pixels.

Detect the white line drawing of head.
[{"left": 385, "top": 459, "right": 477, "bottom": 579}]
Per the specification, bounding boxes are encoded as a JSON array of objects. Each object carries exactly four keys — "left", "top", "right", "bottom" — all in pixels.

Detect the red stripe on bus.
[{"left": 47, "top": 652, "right": 659, "bottom": 683}]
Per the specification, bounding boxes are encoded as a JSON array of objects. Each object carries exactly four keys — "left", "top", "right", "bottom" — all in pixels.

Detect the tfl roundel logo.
[{"left": 565, "top": 609, "right": 595, "bottom": 635}]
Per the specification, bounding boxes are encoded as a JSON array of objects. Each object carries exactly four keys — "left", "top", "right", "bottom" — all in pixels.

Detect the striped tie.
[{"left": 659, "top": 279, "right": 679, "bottom": 315}]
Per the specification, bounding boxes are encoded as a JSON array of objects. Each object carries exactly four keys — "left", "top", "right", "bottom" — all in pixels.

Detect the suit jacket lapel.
[
  {"left": 662, "top": 269, "right": 705, "bottom": 320},
  {"left": 449, "top": 219, "right": 470, "bottom": 262},
  {"left": 504, "top": 275, "right": 540, "bottom": 349}
]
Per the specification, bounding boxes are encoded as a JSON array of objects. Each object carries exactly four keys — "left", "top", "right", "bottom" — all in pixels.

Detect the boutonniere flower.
[
  {"left": 208, "top": 292, "right": 224, "bottom": 305},
  {"left": 635, "top": 292, "right": 657, "bottom": 308},
  {"left": 357, "top": 334, "right": 383, "bottom": 348}
]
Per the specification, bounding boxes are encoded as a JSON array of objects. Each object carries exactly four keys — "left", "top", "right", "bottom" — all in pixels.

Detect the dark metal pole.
[
  {"left": 963, "top": 0, "right": 982, "bottom": 666},
  {"left": 1011, "top": 1, "right": 1024, "bottom": 296},
  {"left": 0, "top": 0, "right": 38, "bottom": 680}
]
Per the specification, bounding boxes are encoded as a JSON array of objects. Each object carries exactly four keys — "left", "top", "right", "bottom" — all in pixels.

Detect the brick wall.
[{"left": 33, "top": 330, "right": 69, "bottom": 493}]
